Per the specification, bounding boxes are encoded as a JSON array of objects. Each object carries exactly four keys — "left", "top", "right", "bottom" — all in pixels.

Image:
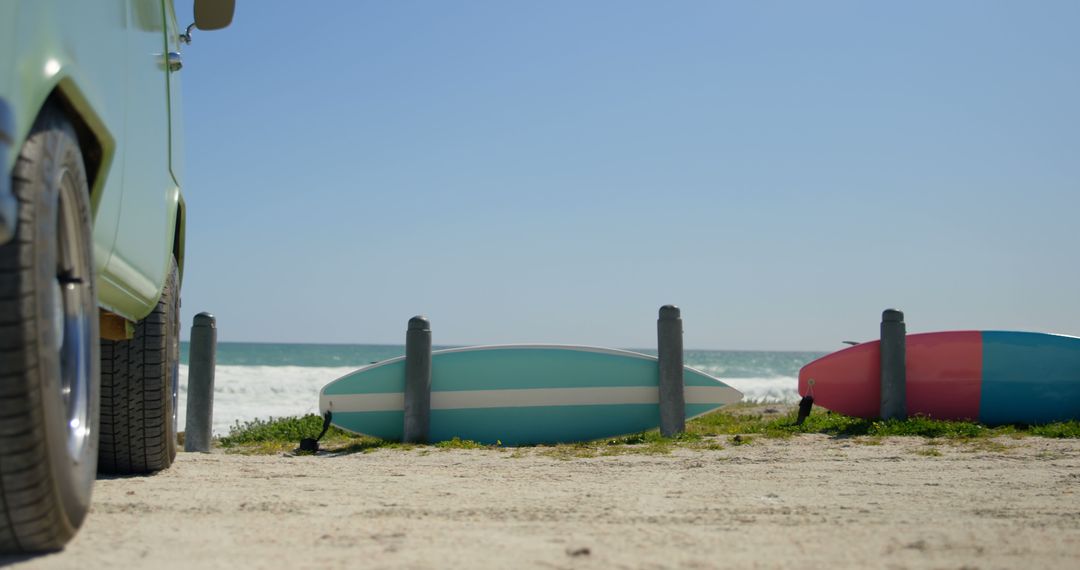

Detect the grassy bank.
[{"left": 214, "top": 404, "right": 1080, "bottom": 456}]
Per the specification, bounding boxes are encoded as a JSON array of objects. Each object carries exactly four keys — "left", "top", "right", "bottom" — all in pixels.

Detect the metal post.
[
  {"left": 403, "top": 315, "right": 432, "bottom": 443},
  {"left": 184, "top": 312, "right": 216, "bottom": 452},
  {"left": 880, "top": 308, "right": 907, "bottom": 421},
  {"left": 657, "top": 305, "right": 685, "bottom": 437}
]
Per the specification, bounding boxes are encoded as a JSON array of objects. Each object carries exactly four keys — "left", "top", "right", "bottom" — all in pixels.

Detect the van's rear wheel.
[
  {"left": 97, "top": 257, "right": 179, "bottom": 474},
  {"left": 0, "top": 104, "right": 99, "bottom": 553}
]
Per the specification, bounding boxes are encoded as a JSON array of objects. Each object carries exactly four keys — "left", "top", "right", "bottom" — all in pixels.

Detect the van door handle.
[{"left": 166, "top": 52, "right": 183, "bottom": 72}]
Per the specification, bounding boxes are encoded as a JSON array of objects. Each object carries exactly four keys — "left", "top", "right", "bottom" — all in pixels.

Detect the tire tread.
[{"left": 97, "top": 260, "right": 178, "bottom": 474}]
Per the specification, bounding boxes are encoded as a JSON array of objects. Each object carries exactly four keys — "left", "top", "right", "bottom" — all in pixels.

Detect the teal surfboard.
[{"left": 319, "top": 345, "right": 743, "bottom": 445}]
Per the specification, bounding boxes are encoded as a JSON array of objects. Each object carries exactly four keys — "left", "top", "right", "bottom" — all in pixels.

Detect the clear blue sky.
[{"left": 174, "top": 0, "right": 1080, "bottom": 351}]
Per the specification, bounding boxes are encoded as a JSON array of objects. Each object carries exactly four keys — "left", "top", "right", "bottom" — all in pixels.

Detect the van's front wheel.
[{"left": 0, "top": 104, "right": 100, "bottom": 553}]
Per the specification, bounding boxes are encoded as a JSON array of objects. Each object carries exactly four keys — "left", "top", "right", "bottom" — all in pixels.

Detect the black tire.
[
  {"left": 0, "top": 104, "right": 100, "bottom": 553},
  {"left": 97, "top": 257, "right": 179, "bottom": 474}
]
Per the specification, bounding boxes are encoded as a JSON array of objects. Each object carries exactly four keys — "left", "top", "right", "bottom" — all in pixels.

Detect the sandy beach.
[{"left": 3, "top": 433, "right": 1078, "bottom": 569}]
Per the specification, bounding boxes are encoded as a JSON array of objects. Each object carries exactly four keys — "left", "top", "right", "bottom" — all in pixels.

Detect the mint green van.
[{"left": 0, "top": 0, "right": 233, "bottom": 552}]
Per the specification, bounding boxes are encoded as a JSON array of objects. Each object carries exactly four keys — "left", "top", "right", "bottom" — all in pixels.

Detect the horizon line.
[{"left": 178, "top": 339, "right": 831, "bottom": 354}]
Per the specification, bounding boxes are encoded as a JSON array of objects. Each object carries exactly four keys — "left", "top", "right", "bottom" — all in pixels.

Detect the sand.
[{"left": 3, "top": 432, "right": 1078, "bottom": 569}]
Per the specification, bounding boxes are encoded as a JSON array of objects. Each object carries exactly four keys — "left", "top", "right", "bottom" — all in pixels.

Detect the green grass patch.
[
  {"left": 218, "top": 415, "right": 392, "bottom": 454},
  {"left": 688, "top": 407, "right": 1080, "bottom": 441},
  {"left": 433, "top": 437, "right": 494, "bottom": 450},
  {"left": 216, "top": 408, "right": 1080, "bottom": 455},
  {"left": 1028, "top": 421, "right": 1080, "bottom": 438}
]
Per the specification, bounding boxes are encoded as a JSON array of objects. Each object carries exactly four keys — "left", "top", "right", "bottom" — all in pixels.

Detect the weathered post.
[
  {"left": 657, "top": 305, "right": 686, "bottom": 437},
  {"left": 880, "top": 308, "right": 907, "bottom": 421},
  {"left": 403, "top": 315, "right": 432, "bottom": 443},
  {"left": 184, "top": 312, "right": 217, "bottom": 452}
]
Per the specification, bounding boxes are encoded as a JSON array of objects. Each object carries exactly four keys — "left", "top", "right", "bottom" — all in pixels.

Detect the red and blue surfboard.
[{"left": 798, "top": 331, "right": 1080, "bottom": 424}]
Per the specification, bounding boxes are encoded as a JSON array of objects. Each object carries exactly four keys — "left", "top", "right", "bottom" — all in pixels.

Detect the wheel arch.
[
  {"left": 173, "top": 195, "right": 185, "bottom": 285},
  {"left": 42, "top": 79, "right": 116, "bottom": 212}
]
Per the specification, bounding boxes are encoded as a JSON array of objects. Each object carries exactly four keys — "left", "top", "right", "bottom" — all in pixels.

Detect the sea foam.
[
  {"left": 178, "top": 365, "right": 355, "bottom": 436},
  {"left": 722, "top": 376, "right": 800, "bottom": 403}
]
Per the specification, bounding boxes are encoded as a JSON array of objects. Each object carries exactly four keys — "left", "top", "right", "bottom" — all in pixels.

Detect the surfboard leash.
[
  {"left": 298, "top": 410, "right": 333, "bottom": 453},
  {"left": 794, "top": 379, "right": 815, "bottom": 426}
]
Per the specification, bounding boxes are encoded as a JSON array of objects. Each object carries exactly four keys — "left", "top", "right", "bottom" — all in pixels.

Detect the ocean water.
[{"left": 178, "top": 343, "right": 825, "bottom": 436}]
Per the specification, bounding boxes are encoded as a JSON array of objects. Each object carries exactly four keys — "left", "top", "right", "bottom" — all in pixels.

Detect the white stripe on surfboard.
[{"left": 321, "top": 386, "right": 739, "bottom": 413}]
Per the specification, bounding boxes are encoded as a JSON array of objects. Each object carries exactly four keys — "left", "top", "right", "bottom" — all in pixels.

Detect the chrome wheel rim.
[{"left": 55, "top": 172, "right": 92, "bottom": 462}]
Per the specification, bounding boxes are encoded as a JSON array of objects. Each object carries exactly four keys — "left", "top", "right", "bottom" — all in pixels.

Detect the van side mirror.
[{"left": 194, "top": 0, "right": 235, "bottom": 31}]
